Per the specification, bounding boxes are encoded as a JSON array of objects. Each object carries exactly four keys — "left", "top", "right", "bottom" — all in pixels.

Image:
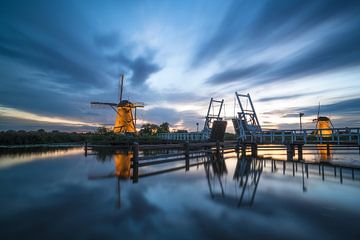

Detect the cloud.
[
  {"left": 0, "top": 0, "right": 162, "bottom": 129},
  {"left": 296, "top": 98, "right": 360, "bottom": 116},
  {"left": 257, "top": 91, "right": 322, "bottom": 102},
  {"left": 206, "top": 63, "right": 269, "bottom": 85},
  {"left": 129, "top": 56, "right": 161, "bottom": 86},
  {"left": 196, "top": 0, "right": 360, "bottom": 86},
  {"left": 141, "top": 107, "right": 202, "bottom": 126}
]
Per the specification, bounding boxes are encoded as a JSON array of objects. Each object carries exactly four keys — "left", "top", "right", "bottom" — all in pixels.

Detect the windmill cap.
[
  {"left": 118, "top": 100, "right": 133, "bottom": 106},
  {"left": 318, "top": 116, "right": 330, "bottom": 121}
]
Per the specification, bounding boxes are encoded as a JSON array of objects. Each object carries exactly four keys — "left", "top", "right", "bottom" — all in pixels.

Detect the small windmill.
[
  {"left": 313, "top": 102, "right": 334, "bottom": 136},
  {"left": 91, "top": 74, "right": 144, "bottom": 134}
]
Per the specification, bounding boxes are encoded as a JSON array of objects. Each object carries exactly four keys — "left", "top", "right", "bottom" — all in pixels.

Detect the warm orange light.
[
  {"left": 114, "top": 152, "right": 132, "bottom": 178},
  {"left": 315, "top": 117, "right": 333, "bottom": 136},
  {"left": 114, "top": 103, "right": 136, "bottom": 133}
]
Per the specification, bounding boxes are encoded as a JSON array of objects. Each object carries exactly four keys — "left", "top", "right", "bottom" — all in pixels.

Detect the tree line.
[{"left": 0, "top": 122, "right": 173, "bottom": 145}]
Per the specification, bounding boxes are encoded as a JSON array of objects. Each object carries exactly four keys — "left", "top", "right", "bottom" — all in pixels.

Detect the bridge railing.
[
  {"left": 158, "top": 132, "right": 206, "bottom": 141},
  {"left": 239, "top": 127, "right": 360, "bottom": 144}
]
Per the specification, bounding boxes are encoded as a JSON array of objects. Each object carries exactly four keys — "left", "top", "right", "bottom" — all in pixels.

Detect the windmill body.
[
  {"left": 91, "top": 75, "right": 144, "bottom": 134},
  {"left": 114, "top": 100, "right": 137, "bottom": 133},
  {"left": 313, "top": 103, "right": 334, "bottom": 137}
]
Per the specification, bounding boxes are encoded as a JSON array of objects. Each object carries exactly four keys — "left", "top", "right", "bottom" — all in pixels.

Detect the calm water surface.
[{"left": 1, "top": 147, "right": 360, "bottom": 240}]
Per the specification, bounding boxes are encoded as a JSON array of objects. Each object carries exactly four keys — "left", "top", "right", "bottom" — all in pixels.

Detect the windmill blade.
[
  {"left": 133, "top": 102, "right": 145, "bottom": 108},
  {"left": 91, "top": 101, "right": 117, "bottom": 109},
  {"left": 119, "top": 74, "right": 124, "bottom": 102}
]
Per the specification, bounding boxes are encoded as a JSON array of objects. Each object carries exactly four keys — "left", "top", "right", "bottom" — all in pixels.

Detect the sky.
[{"left": 0, "top": 0, "right": 359, "bottom": 132}]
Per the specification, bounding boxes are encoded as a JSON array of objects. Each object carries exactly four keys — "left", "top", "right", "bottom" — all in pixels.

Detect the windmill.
[
  {"left": 313, "top": 102, "right": 334, "bottom": 136},
  {"left": 91, "top": 74, "right": 144, "bottom": 134}
]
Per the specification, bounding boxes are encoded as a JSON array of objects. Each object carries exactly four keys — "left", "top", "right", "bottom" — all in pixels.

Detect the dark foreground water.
[{"left": 1, "top": 147, "right": 360, "bottom": 240}]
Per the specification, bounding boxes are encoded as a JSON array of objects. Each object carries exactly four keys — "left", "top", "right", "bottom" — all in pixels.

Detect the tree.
[
  {"left": 139, "top": 123, "right": 159, "bottom": 135},
  {"left": 158, "top": 122, "right": 170, "bottom": 133},
  {"left": 96, "top": 126, "right": 109, "bottom": 135}
]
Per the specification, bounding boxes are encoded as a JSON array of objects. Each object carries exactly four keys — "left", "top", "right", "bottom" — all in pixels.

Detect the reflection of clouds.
[
  {"left": 0, "top": 147, "right": 83, "bottom": 169},
  {"left": 1, "top": 150, "right": 360, "bottom": 238}
]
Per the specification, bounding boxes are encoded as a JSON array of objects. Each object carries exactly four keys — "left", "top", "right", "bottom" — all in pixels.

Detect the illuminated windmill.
[
  {"left": 313, "top": 103, "right": 334, "bottom": 136},
  {"left": 91, "top": 74, "right": 144, "bottom": 134}
]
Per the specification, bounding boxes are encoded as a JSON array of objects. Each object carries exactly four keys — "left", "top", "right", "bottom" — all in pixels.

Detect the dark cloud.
[
  {"left": 263, "top": 98, "right": 360, "bottom": 127},
  {"left": 196, "top": 0, "right": 360, "bottom": 86},
  {"left": 129, "top": 56, "right": 161, "bottom": 86},
  {"left": 0, "top": 0, "right": 161, "bottom": 128},
  {"left": 297, "top": 98, "right": 360, "bottom": 116},
  {"left": 206, "top": 63, "right": 269, "bottom": 84},
  {"left": 257, "top": 91, "right": 322, "bottom": 102}
]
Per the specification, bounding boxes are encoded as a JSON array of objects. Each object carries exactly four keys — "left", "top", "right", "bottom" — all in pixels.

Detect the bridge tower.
[
  {"left": 233, "top": 92, "right": 262, "bottom": 141},
  {"left": 203, "top": 98, "right": 226, "bottom": 140}
]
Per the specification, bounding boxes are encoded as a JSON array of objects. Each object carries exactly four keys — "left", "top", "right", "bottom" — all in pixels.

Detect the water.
[{"left": 1, "top": 147, "right": 360, "bottom": 239}]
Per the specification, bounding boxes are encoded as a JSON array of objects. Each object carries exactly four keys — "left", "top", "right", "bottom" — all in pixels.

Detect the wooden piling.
[
  {"left": 132, "top": 142, "right": 139, "bottom": 183},
  {"left": 322, "top": 165, "right": 324, "bottom": 181},
  {"left": 326, "top": 144, "right": 330, "bottom": 156},
  {"left": 185, "top": 141, "right": 190, "bottom": 171},
  {"left": 298, "top": 144, "right": 303, "bottom": 161},
  {"left": 292, "top": 161, "right": 295, "bottom": 176},
  {"left": 235, "top": 142, "right": 240, "bottom": 157},
  {"left": 305, "top": 163, "right": 309, "bottom": 178},
  {"left": 241, "top": 144, "right": 247, "bottom": 156},
  {"left": 84, "top": 141, "right": 88, "bottom": 157},
  {"left": 251, "top": 143, "right": 258, "bottom": 158},
  {"left": 340, "top": 167, "right": 343, "bottom": 184},
  {"left": 283, "top": 161, "right": 286, "bottom": 175},
  {"left": 287, "top": 144, "right": 293, "bottom": 161}
]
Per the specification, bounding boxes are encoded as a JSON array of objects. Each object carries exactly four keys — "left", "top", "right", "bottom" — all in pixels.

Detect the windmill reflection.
[
  {"left": 317, "top": 144, "right": 333, "bottom": 161},
  {"left": 89, "top": 150, "right": 133, "bottom": 209},
  {"left": 204, "top": 152, "right": 263, "bottom": 207}
]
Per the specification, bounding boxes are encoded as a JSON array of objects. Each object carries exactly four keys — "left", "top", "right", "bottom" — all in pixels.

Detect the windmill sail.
[{"left": 90, "top": 74, "right": 144, "bottom": 134}]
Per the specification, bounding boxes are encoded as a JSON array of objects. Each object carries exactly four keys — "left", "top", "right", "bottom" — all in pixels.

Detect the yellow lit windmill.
[
  {"left": 313, "top": 102, "right": 334, "bottom": 137},
  {"left": 91, "top": 74, "right": 144, "bottom": 134}
]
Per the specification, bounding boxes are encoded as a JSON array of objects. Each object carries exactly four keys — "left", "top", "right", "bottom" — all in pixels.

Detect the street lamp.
[{"left": 299, "top": 112, "right": 304, "bottom": 131}]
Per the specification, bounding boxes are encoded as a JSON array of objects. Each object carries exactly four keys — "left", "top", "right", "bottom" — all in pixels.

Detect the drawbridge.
[{"left": 159, "top": 92, "right": 360, "bottom": 146}]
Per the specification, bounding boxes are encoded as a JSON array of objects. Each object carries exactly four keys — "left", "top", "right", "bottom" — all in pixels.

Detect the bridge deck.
[{"left": 239, "top": 127, "right": 360, "bottom": 145}]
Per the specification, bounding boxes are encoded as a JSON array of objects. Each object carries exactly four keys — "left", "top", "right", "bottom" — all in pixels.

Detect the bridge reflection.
[{"left": 87, "top": 148, "right": 359, "bottom": 209}]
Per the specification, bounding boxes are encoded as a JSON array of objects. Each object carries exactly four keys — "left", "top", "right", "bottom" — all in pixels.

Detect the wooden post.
[
  {"left": 216, "top": 140, "right": 220, "bottom": 160},
  {"left": 287, "top": 144, "right": 293, "bottom": 161},
  {"left": 352, "top": 169, "right": 355, "bottom": 180},
  {"left": 185, "top": 141, "right": 190, "bottom": 171},
  {"left": 235, "top": 141, "right": 240, "bottom": 157},
  {"left": 241, "top": 144, "right": 247, "bottom": 156},
  {"left": 251, "top": 144, "right": 257, "bottom": 158},
  {"left": 84, "top": 141, "right": 88, "bottom": 157},
  {"left": 326, "top": 144, "right": 330, "bottom": 157},
  {"left": 322, "top": 165, "right": 324, "bottom": 181},
  {"left": 271, "top": 160, "right": 274, "bottom": 172},
  {"left": 340, "top": 167, "right": 343, "bottom": 184},
  {"left": 283, "top": 161, "right": 286, "bottom": 175},
  {"left": 305, "top": 163, "right": 309, "bottom": 178},
  {"left": 334, "top": 167, "right": 336, "bottom": 177},
  {"left": 132, "top": 142, "right": 139, "bottom": 183},
  {"left": 298, "top": 144, "right": 303, "bottom": 161},
  {"left": 292, "top": 161, "right": 295, "bottom": 176}
]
